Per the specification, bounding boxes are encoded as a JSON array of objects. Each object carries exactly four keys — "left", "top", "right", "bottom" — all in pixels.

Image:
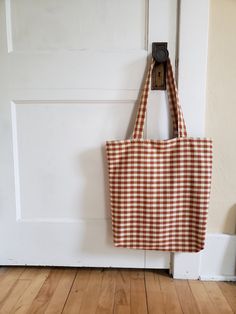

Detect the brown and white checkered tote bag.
[{"left": 106, "top": 58, "right": 213, "bottom": 252}]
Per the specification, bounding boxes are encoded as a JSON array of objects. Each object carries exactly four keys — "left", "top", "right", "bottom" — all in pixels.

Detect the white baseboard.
[
  {"left": 172, "top": 234, "right": 236, "bottom": 281},
  {"left": 199, "top": 275, "right": 236, "bottom": 281}
]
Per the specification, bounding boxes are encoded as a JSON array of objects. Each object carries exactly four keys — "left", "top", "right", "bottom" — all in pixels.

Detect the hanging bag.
[{"left": 106, "top": 58, "right": 213, "bottom": 252}]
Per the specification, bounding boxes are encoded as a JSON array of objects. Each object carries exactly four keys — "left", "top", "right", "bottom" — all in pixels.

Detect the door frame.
[{"left": 172, "top": 0, "right": 210, "bottom": 277}]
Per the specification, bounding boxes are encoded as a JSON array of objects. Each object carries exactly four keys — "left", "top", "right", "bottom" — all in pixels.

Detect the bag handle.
[{"left": 131, "top": 58, "right": 187, "bottom": 140}]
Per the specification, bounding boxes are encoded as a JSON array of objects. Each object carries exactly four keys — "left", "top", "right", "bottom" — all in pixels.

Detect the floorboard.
[{"left": 0, "top": 267, "right": 234, "bottom": 314}]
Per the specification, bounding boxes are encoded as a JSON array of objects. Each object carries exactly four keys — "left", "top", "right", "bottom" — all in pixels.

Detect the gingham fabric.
[{"left": 106, "top": 58, "right": 213, "bottom": 252}]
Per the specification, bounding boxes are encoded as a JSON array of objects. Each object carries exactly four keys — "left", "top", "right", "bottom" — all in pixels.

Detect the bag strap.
[{"left": 131, "top": 58, "right": 187, "bottom": 140}]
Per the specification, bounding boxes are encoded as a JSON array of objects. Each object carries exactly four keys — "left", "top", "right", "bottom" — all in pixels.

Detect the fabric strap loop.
[{"left": 132, "top": 58, "right": 187, "bottom": 140}]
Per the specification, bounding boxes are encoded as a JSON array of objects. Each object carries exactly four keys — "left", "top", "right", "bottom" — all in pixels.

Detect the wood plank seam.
[{"left": 60, "top": 269, "right": 78, "bottom": 314}]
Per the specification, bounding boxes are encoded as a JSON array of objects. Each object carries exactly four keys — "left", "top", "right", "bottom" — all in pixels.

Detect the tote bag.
[{"left": 106, "top": 58, "right": 213, "bottom": 252}]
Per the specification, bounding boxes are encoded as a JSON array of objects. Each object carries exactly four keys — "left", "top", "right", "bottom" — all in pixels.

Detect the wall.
[{"left": 206, "top": 0, "right": 236, "bottom": 234}]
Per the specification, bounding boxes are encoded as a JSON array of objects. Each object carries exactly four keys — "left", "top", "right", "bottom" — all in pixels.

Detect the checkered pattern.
[{"left": 106, "top": 58, "right": 213, "bottom": 252}]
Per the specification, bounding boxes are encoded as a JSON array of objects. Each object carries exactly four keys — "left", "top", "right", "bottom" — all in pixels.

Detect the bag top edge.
[{"left": 106, "top": 137, "right": 213, "bottom": 145}]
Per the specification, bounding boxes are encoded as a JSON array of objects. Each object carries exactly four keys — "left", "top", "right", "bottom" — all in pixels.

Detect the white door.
[{"left": 0, "top": 0, "right": 208, "bottom": 268}]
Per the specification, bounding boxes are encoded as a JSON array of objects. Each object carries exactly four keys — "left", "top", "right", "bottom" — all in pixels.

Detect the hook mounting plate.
[{"left": 151, "top": 42, "right": 168, "bottom": 90}]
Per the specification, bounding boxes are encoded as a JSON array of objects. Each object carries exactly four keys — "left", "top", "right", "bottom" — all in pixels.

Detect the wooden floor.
[{"left": 0, "top": 267, "right": 235, "bottom": 313}]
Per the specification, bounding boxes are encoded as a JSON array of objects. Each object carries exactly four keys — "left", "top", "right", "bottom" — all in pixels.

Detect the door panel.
[
  {"left": 0, "top": 0, "right": 178, "bottom": 267},
  {"left": 13, "top": 101, "right": 134, "bottom": 221},
  {"left": 10, "top": 0, "right": 146, "bottom": 51}
]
